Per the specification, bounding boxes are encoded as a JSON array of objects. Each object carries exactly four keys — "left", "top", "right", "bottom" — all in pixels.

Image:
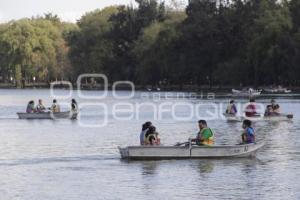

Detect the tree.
[
  {"left": 67, "top": 7, "right": 118, "bottom": 80},
  {"left": 0, "top": 16, "right": 75, "bottom": 86},
  {"left": 246, "top": 0, "right": 292, "bottom": 85},
  {"left": 134, "top": 11, "right": 186, "bottom": 85}
]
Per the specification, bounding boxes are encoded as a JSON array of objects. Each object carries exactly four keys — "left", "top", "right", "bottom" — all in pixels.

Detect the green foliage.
[
  {"left": 66, "top": 7, "right": 118, "bottom": 79},
  {"left": 134, "top": 11, "right": 186, "bottom": 84},
  {"left": 0, "top": 14, "right": 76, "bottom": 85},
  {"left": 2, "top": 0, "right": 300, "bottom": 87}
]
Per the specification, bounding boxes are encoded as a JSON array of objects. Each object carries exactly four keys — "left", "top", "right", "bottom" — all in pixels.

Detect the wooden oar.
[
  {"left": 174, "top": 142, "right": 190, "bottom": 146},
  {"left": 271, "top": 113, "right": 294, "bottom": 119}
]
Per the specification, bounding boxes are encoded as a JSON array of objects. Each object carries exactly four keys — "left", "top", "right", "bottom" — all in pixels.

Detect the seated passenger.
[
  {"left": 271, "top": 99, "right": 280, "bottom": 114},
  {"left": 241, "top": 120, "right": 255, "bottom": 144},
  {"left": 26, "top": 100, "right": 35, "bottom": 113},
  {"left": 51, "top": 99, "right": 61, "bottom": 113},
  {"left": 35, "top": 99, "right": 46, "bottom": 113},
  {"left": 265, "top": 99, "right": 280, "bottom": 116},
  {"left": 226, "top": 100, "right": 237, "bottom": 115},
  {"left": 264, "top": 105, "right": 273, "bottom": 116},
  {"left": 144, "top": 126, "right": 160, "bottom": 145},
  {"left": 192, "top": 120, "right": 214, "bottom": 146},
  {"left": 71, "top": 99, "right": 78, "bottom": 113},
  {"left": 245, "top": 98, "right": 257, "bottom": 117},
  {"left": 140, "top": 121, "right": 152, "bottom": 145},
  {"left": 273, "top": 104, "right": 280, "bottom": 114}
]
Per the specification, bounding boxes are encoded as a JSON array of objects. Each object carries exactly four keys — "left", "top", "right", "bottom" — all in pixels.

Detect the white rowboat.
[
  {"left": 232, "top": 88, "right": 261, "bottom": 97},
  {"left": 17, "top": 111, "right": 77, "bottom": 120},
  {"left": 223, "top": 113, "right": 293, "bottom": 122},
  {"left": 223, "top": 113, "right": 243, "bottom": 122},
  {"left": 119, "top": 141, "right": 265, "bottom": 160},
  {"left": 243, "top": 114, "right": 293, "bottom": 122},
  {"left": 263, "top": 87, "right": 292, "bottom": 94}
]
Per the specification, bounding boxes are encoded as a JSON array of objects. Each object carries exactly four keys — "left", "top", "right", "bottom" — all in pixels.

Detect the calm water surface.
[{"left": 0, "top": 89, "right": 299, "bottom": 200}]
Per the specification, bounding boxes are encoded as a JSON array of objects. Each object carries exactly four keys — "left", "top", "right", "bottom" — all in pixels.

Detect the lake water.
[{"left": 0, "top": 89, "right": 299, "bottom": 200}]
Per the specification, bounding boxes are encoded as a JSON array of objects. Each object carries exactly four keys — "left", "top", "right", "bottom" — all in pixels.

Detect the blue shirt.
[{"left": 245, "top": 127, "right": 255, "bottom": 143}]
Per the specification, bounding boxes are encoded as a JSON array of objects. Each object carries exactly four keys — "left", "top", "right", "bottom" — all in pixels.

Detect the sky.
[{"left": 0, "top": 0, "right": 134, "bottom": 23}]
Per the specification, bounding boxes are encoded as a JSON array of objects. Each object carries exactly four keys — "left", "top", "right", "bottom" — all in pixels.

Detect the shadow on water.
[
  {"left": 196, "top": 160, "right": 215, "bottom": 174},
  {"left": 121, "top": 156, "right": 263, "bottom": 177},
  {"left": 120, "top": 160, "right": 159, "bottom": 176},
  {"left": 197, "top": 157, "right": 262, "bottom": 175}
]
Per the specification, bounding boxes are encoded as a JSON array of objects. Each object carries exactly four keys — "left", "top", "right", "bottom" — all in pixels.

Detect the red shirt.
[{"left": 245, "top": 104, "right": 256, "bottom": 117}]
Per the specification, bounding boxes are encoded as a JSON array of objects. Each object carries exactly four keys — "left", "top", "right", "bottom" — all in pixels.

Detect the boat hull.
[
  {"left": 264, "top": 88, "right": 292, "bottom": 93},
  {"left": 232, "top": 89, "right": 261, "bottom": 97},
  {"left": 224, "top": 113, "right": 293, "bottom": 122},
  {"left": 17, "top": 112, "right": 77, "bottom": 120},
  {"left": 223, "top": 113, "right": 242, "bottom": 122},
  {"left": 119, "top": 142, "right": 265, "bottom": 160},
  {"left": 243, "top": 114, "right": 293, "bottom": 122}
]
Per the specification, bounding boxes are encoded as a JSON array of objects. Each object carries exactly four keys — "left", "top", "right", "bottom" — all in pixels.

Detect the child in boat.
[
  {"left": 144, "top": 126, "right": 160, "bottom": 145},
  {"left": 245, "top": 98, "right": 257, "bottom": 117},
  {"left": 26, "top": 100, "right": 35, "bottom": 113},
  {"left": 226, "top": 100, "right": 237, "bottom": 115},
  {"left": 241, "top": 120, "right": 255, "bottom": 144},
  {"left": 192, "top": 120, "right": 214, "bottom": 145},
  {"left": 35, "top": 99, "right": 46, "bottom": 113},
  {"left": 140, "top": 121, "right": 152, "bottom": 145}
]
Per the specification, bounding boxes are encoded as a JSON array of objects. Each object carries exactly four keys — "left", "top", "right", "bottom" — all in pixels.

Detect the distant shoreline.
[{"left": 0, "top": 83, "right": 299, "bottom": 94}]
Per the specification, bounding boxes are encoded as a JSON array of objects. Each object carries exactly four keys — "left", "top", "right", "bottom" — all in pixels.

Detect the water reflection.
[
  {"left": 196, "top": 160, "right": 215, "bottom": 175},
  {"left": 0, "top": 90, "right": 300, "bottom": 200},
  {"left": 140, "top": 161, "right": 159, "bottom": 176}
]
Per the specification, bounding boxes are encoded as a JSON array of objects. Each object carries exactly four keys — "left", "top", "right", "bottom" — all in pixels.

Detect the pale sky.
[{"left": 0, "top": 0, "right": 135, "bottom": 23}]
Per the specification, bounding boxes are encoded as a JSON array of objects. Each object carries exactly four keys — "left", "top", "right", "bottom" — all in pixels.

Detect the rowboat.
[
  {"left": 17, "top": 111, "right": 77, "bottom": 120},
  {"left": 223, "top": 112, "right": 293, "bottom": 122},
  {"left": 223, "top": 113, "right": 242, "bottom": 122},
  {"left": 263, "top": 87, "right": 292, "bottom": 94},
  {"left": 232, "top": 88, "right": 261, "bottom": 97},
  {"left": 243, "top": 114, "right": 293, "bottom": 122},
  {"left": 119, "top": 141, "right": 265, "bottom": 160}
]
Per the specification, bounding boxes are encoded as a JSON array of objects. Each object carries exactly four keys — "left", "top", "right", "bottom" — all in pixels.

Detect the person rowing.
[
  {"left": 225, "top": 100, "right": 237, "bottom": 115},
  {"left": 191, "top": 120, "right": 214, "bottom": 146},
  {"left": 241, "top": 120, "right": 255, "bottom": 144},
  {"left": 35, "top": 99, "right": 46, "bottom": 113}
]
